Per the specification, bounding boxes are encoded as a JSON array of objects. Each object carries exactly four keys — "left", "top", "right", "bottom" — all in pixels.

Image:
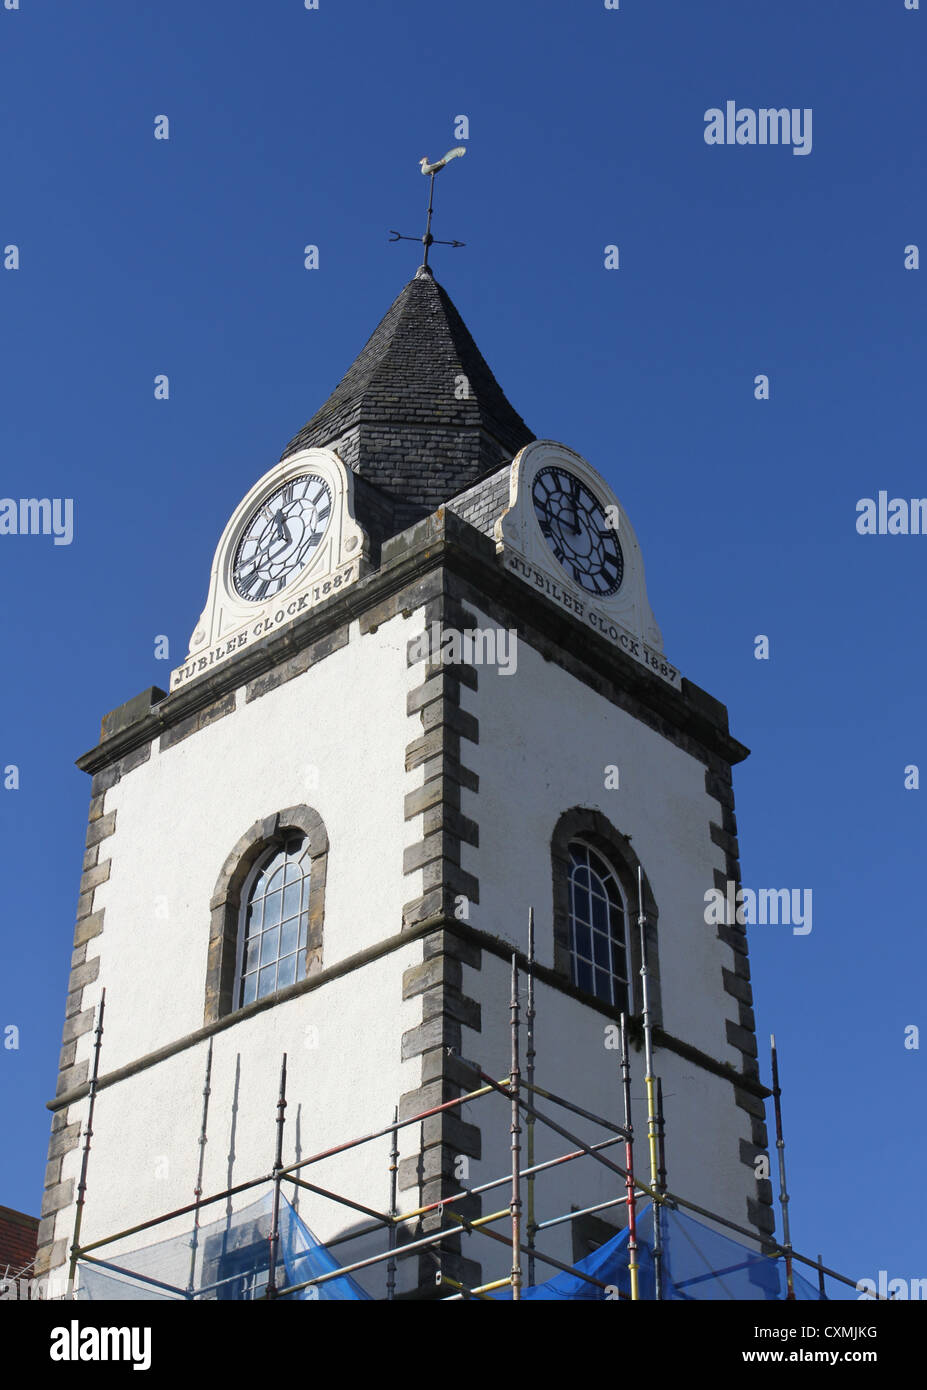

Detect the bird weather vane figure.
[{"left": 389, "top": 146, "right": 467, "bottom": 269}]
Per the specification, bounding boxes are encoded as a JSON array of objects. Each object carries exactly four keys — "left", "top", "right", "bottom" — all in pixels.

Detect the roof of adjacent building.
[
  {"left": 0, "top": 1204, "right": 38, "bottom": 1278},
  {"left": 280, "top": 265, "right": 534, "bottom": 538}
]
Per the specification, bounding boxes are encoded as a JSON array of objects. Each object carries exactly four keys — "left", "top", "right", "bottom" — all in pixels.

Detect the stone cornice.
[{"left": 77, "top": 508, "right": 749, "bottom": 776}]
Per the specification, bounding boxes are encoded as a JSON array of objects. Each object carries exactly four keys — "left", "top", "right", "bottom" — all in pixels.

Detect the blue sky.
[{"left": 1, "top": 0, "right": 924, "bottom": 1295}]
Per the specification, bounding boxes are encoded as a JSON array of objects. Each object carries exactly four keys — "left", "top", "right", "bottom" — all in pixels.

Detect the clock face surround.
[
  {"left": 531, "top": 465, "right": 624, "bottom": 597},
  {"left": 232, "top": 474, "right": 332, "bottom": 603}
]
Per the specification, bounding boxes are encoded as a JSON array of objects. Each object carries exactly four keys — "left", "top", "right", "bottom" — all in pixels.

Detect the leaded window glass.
[
  {"left": 567, "top": 841, "right": 630, "bottom": 1011},
  {"left": 238, "top": 836, "right": 311, "bottom": 1006},
  {"left": 216, "top": 1249, "right": 271, "bottom": 1301}
]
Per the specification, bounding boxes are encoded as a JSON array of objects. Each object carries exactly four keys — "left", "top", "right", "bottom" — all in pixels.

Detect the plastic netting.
[
  {"left": 75, "top": 1192, "right": 838, "bottom": 1302},
  {"left": 494, "top": 1203, "right": 829, "bottom": 1300},
  {"left": 76, "top": 1192, "right": 371, "bottom": 1301}
]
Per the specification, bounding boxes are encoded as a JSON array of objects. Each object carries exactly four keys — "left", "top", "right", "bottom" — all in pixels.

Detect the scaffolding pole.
[
  {"left": 509, "top": 955, "right": 523, "bottom": 1301},
  {"left": 770, "top": 1034, "right": 795, "bottom": 1300},
  {"left": 620, "top": 1012, "right": 640, "bottom": 1300},
  {"left": 68, "top": 989, "right": 105, "bottom": 1297},
  {"left": 638, "top": 865, "right": 662, "bottom": 1300},
  {"left": 520, "top": 1078, "right": 628, "bottom": 1138},
  {"left": 655, "top": 1075, "right": 669, "bottom": 1299},
  {"left": 186, "top": 1037, "right": 213, "bottom": 1299},
  {"left": 438, "top": 1273, "right": 512, "bottom": 1299},
  {"left": 386, "top": 1107, "right": 399, "bottom": 1301},
  {"left": 525, "top": 908, "right": 537, "bottom": 1288},
  {"left": 534, "top": 1195, "right": 626, "bottom": 1232},
  {"left": 279, "top": 1082, "right": 495, "bottom": 1179},
  {"left": 287, "top": 1174, "right": 390, "bottom": 1226},
  {"left": 266, "top": 1054, "right": 287, "bottom": 1298},
  {"left": 656, "top": 1077, "right": 667, "bottom": 1197}
]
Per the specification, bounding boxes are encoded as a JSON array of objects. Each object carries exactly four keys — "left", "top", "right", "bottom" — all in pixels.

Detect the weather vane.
[{"left": 389, "top": 146, "right": 466, "bottom": 269}]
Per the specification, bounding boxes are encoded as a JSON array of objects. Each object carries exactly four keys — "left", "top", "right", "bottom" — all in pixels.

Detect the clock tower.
[{"left": 36, "top": 265, "right": 774, "bottom": 1297}]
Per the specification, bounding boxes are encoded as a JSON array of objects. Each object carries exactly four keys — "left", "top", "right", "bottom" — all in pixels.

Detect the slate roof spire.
[{"left": 281, "top": 266, "right": 534, "bottom": 529}]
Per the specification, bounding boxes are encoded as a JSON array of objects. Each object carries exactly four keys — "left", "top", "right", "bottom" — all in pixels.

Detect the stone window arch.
[
  {"left": 550, "top": 808, "right": 661, "bottom": 1022},
  {"left": 205, "top": 806, "right": 328, "bottom": 1023}
]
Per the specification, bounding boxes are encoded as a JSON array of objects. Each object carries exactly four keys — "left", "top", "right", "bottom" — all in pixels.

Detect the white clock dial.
[{"left": 232, "top": 474, "right": 332, "bottom": 602}]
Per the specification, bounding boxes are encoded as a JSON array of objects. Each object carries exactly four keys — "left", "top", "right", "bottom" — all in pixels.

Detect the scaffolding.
[{"left": 59, "top": 952, "right": 878, "bottom": 1302}]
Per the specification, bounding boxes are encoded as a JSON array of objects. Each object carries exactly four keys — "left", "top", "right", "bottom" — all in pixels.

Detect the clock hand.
[
  {"left": 555, "top": 501, "right": 580, "bottom": 535},
  {"left": 566, "top": 476, "right": 583, "bottom": 534}
]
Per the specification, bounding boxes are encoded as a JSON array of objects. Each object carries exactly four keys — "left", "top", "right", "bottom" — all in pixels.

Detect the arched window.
[
  {"left": 236, "top": 835, "right": 312, "bottom": 1006},
  {"left": 550, "top": 808, "right": 661, "bottom": 1022},
  {"left": 568, "top": 842, "right": 630, "bottom": 1010},
  {"left": 206, "top": 806, "right": 328, "bottom": 1023}
]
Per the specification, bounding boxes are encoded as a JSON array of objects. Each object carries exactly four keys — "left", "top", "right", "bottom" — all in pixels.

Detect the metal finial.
[{"left": 389, "top": 146, "right": 467, "bottom": 268}]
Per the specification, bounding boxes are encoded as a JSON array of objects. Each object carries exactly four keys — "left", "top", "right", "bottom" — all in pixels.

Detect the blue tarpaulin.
[
  {"left": 278, "top": 1195, "right": 371, "bottom": 1300},
  {"left": 493, "top": 1203, "right": 827, "bottom": 1300}
]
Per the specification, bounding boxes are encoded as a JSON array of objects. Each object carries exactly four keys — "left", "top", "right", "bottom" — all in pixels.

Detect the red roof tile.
[{"left": 0, "top": 1205, "right": 39, "bottom": 1277}]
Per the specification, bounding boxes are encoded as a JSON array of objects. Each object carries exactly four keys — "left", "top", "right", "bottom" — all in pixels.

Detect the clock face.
[
  {"left": 232, "top": 474, "right": 332, "bottom": 602},
  {"left": 532, "top": 466, "right": 624, "bottom": 597}
]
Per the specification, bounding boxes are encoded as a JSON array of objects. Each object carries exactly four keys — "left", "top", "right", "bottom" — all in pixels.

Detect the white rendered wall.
[
  {"left": 458, "top": 603, "right": 739, "bottom": 1066},
  {"left": 49, "top": 610, "right": 432, "bottom": 1295},
  {"left": 85, "top": 613, "right": 423, "bottom": 1071}
]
